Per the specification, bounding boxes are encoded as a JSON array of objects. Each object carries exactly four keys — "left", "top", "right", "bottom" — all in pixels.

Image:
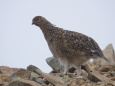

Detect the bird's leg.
[
  {"left": 63, "top": 64, "right": 70, "bottom": 75},
  {"left": 77, "top": 65, "right": 82, "bottom": 75}
]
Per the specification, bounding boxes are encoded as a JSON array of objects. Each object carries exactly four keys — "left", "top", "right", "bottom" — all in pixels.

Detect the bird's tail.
[{"left": 94, "top": 51, "right": 110, "bottom": 63}]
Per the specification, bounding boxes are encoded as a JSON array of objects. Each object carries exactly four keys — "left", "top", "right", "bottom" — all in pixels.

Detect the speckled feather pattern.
[{"left": 32, "top": 16, "right": 107, "bottom": 74}]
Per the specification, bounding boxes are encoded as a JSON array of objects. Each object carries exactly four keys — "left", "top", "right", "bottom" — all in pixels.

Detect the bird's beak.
[{"left": 32, "top": 21, "right": 34, "bottom": 25}]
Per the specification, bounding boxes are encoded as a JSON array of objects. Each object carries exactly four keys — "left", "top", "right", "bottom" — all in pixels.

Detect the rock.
[
  {"left": 27, "top": 65, "right": 66, "bottom": 86},
  {"left": 113, "top": 81, "right": 115, "bottom": 85},
  {"left": 81, "top": 70, "right": 88, "bottom": 79},
  {"left": 0, "top": 66, "right": 18, "bottom": 86},
  {"left": 93, "top": 44, "right": 115, "bottom": 70},
  {"left": 33, "top": 77, "right": 47, "bottom": 85},
  {"left": 48, "top": 83, "right": 53, "bottom": 86},
  {"left": 86, "top": 62, "right": 96, "bottom": 72},
  {"left": 84, "top": 64, "right": 102, "bottom": 82},
  {"left": 9, "top": 68, "right": 31, "bottom": 80},
  {"left": 9, "top": 73, "right": 16, "bottom": 80},
  {"left": 93, "top": 59, "right": 101, "bottom": 70},
  {"left": 30, "top": 72, "right": 47, "bottom": 85},
  {"left": 110, "top": 72, "right": 115, "bottom": 77},
  {"left": 0, "top": 66, "right": 18, "bottom": 75},
  {"left": 99, "top": 65, "right": 111, "bottom": 72},
  {"left": 91, "top": 70, "right": 111, "bottom": 82},
  {"left": 0, "top": 74, "right": 9, "bottom": 82},
  {"left": 46, "top": 57, "right": 64, "bottom": 73},
  {"left": 8, "top": 78, "right": 42, "bottom": 86},
  {"left": 103, "top": 44, "right": 115, "bottom": 64},
  {"left": 15, "top": 69, "right": 31, "bottom": 79},
  {"left": 30, "top": 72, "right": 40, "bottom": 80},
  {"left": 88, "top": 73, "right": 101, "bottom": 82},
  {"left": 77, "top": 79, "right": 86, "bottom": 85},
  {"left": 46, "top": 57, "right": 76, "bottom": 73},
  {"left": 70, "top": 81, "right": 78, "bottom": 86}
]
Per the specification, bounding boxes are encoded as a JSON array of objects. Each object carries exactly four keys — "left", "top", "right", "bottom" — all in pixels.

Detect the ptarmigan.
[{"left": 32, "top": 16, "right": 109, "bottom": 75}]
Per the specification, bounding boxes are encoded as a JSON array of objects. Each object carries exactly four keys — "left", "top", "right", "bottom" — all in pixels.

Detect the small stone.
[
  {"left": 30, "top": 72, "right": 47, "bottom": 85},
  {"left": 33, "top": 77, "right": 46, "bottom": 85},
  {"left": 97, "top": 82, "right": 103, "bottom": 85},
  {"left": 68, "top": 73, "right": 75, "bottom": 78},
  {"left": 27, "top": 65, "right": 39, "bottom": 72},
  {"left": 30, "top": 72, "right": 40, "bottom": 80},
  {"left": 70, "top": 81, "right": 77, "bottom": 86},
  {"left": 78, "top": 79, "right": 85, "bottom": 85},
  {"left": 48, "top": 83, "right": 53, "bottom": 86},
  {"left": 107, "top": 82, "right": 114, "bottom": 86},
  {"left": 9, "top": 72, "right": 16, "bottom": 81},
  {"left": 76, "top": 76, "right": 84, "bottom": 79},
  {"left": 99, "top": 66, "right": 110, "bottom": 72},
  {"left": 113, "top": 81, "right": 115, "bottom": 85},
  {"left": 88, "top": 74, "right": 101, "bottom": 82},
  {"left": 0, "top": 71, "right": 2, "bottom": 74},
  {"left": 84, "top": 83, "right": 92, "bottom": 86},
  {"left": 61, "top": 77, "right": 69, "bottom": 82},
  {"left": 110, "top": 72, "right": 115, "bottom": 77},
  {"left": 0, "top": 74, "right": 9, "bottom": 82},
  {"left": 0, "top": 66, "right": 18, "bottom": 75},
  {"left": 64, "top": 75, "right": 69, "bottom": 79},
  {"left": 55, "top": 74, "right": 61, "bottom": 78},
  {"left": 81, "top": 70, "right": 88, "bottom": 78}
]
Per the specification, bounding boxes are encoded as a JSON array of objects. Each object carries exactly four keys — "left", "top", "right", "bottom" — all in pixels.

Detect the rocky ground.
[{"left": 0, "top": 44, "right": 115, "bottom": 86}]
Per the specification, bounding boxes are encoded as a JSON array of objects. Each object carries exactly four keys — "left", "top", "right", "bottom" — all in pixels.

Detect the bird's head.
[{"left": 32, "top": 16, "right": 48, "bottom": 27}]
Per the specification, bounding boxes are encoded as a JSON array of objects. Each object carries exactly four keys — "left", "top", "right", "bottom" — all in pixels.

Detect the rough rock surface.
[{"left": 0, "top": 64, "right": 115, "bottom": 86}]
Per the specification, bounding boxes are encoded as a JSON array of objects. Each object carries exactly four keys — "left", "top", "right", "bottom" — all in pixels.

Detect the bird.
[{"left": 32, "top": 16, "right": 109, "bottom": 75}]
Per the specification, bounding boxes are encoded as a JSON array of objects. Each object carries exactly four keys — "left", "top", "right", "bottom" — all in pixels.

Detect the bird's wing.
[{"left": 63, "top": 30, "right": 103, "bottom": 57}]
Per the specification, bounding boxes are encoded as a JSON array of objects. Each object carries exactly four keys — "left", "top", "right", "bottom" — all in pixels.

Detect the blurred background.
[{"left": 0, "top": 0, "right": 115, "bottom": 73}]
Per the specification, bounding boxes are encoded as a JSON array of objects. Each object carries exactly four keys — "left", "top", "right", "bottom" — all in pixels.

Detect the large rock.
[
  {"left": 46, "top": 57, "right": 76, "bottom": 73},
  {"left": 46, "top": 57, "right": 64, "bottom": 73},
  {"left": 103, "top": 44, "right": 115, "bottom": 64}
]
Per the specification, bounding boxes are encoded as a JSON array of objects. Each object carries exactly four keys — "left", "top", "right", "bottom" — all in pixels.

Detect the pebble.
[{"left": 110, "top": 72, "right": 115, "bottom": 77}]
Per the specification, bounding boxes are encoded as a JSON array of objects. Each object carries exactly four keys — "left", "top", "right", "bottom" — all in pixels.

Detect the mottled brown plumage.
[{"left": 32, "top": 16, "right": 109, "bottom": 75}]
